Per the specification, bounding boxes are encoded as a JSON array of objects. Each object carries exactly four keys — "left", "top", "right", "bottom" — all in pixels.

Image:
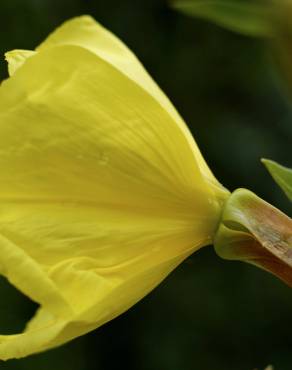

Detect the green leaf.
[
  {"left": 262, "top": 159, "right": 292, "bottom": 201},
  {"left": 172, "top": 0, "right": 272, "bottom": 38}
]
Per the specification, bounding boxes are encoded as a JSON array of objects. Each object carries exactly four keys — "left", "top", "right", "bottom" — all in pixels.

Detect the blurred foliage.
[
  {"left": 172, "top": 0, "right": 292, "bottom": 117},
  {"left": 172, "top": 0, "right": 272, "bottom": 37},
  {"left": 0, "top": 1, "right": 291, "bottom": 370}
]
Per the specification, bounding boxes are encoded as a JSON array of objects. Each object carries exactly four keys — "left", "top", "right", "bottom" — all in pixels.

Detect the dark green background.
[{"left": 0, "top": 1, "right": 291, "bottom": 370}]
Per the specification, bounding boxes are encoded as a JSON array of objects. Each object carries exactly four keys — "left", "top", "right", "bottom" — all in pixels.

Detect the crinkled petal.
[
  {"left": 0, "top": 250, "right": 190, "bottom": 360},
  {"left": 5, "top": 49, "right": 36, "bottom": 76}
]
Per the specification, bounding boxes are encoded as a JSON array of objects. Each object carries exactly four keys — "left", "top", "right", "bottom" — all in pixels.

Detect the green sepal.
[
  {"left": 171, "top": 0, "right": 272, "bottom": 38},
  {"left": 262, "top": 159, "right": 292, "bottom": 202},
  {"left": 214, "top": 188, "right": 292, "bottom": 287}
]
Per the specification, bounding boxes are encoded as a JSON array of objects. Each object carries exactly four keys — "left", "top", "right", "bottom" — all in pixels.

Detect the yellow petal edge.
[{"left": 0, "top": 16, "right": 229, "bottom": 359}]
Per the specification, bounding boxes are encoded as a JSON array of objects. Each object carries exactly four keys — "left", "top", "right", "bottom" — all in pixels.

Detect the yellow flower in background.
[{"left": 0, "top": 16, "right": 228, "bottom": 359}]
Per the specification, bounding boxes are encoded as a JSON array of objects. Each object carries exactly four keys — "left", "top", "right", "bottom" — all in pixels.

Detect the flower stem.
[{"left": 214, "top": 188, "right": 292, "bottom": 286}]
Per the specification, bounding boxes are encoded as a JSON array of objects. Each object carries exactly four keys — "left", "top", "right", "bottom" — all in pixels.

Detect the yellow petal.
[
  {"left": 37, "top": 15, "right": 186, "bottom": 121},
  {"left": 0, "top": 24, "right": 229, "bottom": 359},
  {"left": 5, "top": 50, "right": 36, "bottom": 76},
  {"left": 5, "top": 15, "right": 217, "bottom": 182}
]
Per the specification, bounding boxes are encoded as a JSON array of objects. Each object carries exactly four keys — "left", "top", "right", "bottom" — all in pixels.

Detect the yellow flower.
[{"left": 0, "top": 16, "right": 229, "bottom": 359}]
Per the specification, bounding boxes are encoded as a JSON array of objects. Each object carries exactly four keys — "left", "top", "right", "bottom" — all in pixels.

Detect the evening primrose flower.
[{"left": 0, "top": 16, "right": 229, "bottom": 359}]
